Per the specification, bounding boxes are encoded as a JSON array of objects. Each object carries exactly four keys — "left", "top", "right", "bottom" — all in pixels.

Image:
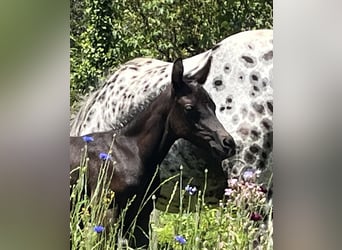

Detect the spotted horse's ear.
[{"left": 191, "top": 55, "right": 212, "bottom": 85}]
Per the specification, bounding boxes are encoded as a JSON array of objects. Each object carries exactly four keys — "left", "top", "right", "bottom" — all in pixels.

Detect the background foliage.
[{"left": 70, "top": 0, "right": 273, "bottom": 106}]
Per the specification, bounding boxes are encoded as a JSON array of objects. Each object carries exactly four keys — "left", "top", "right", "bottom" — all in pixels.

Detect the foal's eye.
[
  {"left": 184, "top": 104, "right": 193, "bottom": 112},
  {"left": 184, "top": 104, "right": 200, "bottom": 122}
]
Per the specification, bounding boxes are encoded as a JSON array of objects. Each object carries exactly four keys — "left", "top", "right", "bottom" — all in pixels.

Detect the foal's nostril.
[
  {"left": 223, "top": 137, "right": 236, "bottom": 156},
  {"left": 223, "top": 137, "right": 234, "bottom": 147}
]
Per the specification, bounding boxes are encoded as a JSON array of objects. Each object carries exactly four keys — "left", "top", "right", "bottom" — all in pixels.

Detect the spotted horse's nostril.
[{"left": 223, "top": 137, "right": 236, "bottom": 157}]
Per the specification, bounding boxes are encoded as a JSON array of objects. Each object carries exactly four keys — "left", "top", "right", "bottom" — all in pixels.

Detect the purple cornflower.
[
  {"left": 99, "top": 152, "right": 111, "bottom": 160},
  {"left": 224, "top": 188, "right": 233, "bottom": 197},
  {"left": 93, "top": 225, "right": 105, "bottom": 233},
  {"left": 175, "top": 235, "right": 186, "bottom": 244},
  {"left": 82, "top": 135, "right": 94, "bottom": 143},
  {"left": 185, "top": 185, "right": 197, "bottom": 195},
  {"left": 250, "top": 212, "right": 262, "bottom": 221}
]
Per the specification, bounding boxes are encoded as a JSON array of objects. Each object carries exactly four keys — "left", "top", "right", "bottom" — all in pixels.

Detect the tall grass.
[{"left": 70, "top": 144, "right": 273, "bottom": 249}]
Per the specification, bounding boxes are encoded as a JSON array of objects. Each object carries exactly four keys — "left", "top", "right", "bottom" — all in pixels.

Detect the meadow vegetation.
[{"left": 70, "top": 143, "right": 273, "bottom": 249}]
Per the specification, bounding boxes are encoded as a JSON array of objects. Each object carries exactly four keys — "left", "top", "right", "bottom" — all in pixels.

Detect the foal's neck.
[{"left": 120, "top": 87, "right": 176, "bottom": 166}]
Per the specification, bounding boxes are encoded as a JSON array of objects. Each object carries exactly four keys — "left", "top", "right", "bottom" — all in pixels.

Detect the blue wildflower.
[
  {"left": 175, "top": 235, "right": 186, "bottom": 244},
  {"left": 185, "top": 185, "right": 197, "bottom": 195},
  {"left": 82, "top": 135, "right": 94, "bottom": 143},
  {"left": 93, "top": 225, "right": 105, "bottom": 233},
  {"left": 99, "top": 152, "right": 111, "bottom": 160}
]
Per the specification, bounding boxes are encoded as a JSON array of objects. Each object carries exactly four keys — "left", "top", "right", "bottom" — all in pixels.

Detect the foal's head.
[{"left": 168, "top": 57, "right": 236, "bottom": 160}]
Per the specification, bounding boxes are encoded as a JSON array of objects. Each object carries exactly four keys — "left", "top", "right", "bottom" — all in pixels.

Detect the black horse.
[{"left": 70, "top": 57, "right": 236, "bottom": 248}]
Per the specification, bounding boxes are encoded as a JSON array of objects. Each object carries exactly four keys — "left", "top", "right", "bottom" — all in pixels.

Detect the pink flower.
[{"left": 224, "top": 188, "right": 233, "bottom": 196}]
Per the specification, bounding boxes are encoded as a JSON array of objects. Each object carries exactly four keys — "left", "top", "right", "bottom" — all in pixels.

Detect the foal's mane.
[
  {"left": 120, "top": 85, "right": 172, "bottom": 136},
  {"left": 115, "top": 84, "right": 169, "bottom": 132}
]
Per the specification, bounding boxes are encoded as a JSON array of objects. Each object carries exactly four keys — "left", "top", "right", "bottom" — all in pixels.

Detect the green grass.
[{"left": 70, "top": 146, "right": 273, "bottom": 249}]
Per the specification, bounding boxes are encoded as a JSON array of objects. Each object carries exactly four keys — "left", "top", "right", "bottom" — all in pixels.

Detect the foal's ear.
[
  {"left": 171, "top": 58, "right": 185, "bottom": 93},
  {"left": 192, "top": 55, "right": 212, "bottom": 85}
]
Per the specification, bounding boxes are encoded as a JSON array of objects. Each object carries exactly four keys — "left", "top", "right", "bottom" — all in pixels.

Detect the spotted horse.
[{"left": 70, "top": 29, "right": 273, "bottom": 212}]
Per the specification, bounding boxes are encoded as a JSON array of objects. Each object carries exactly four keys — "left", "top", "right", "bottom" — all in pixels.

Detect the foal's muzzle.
[
  {"left": 210, "top": 135, "right": 236, "bottom": 160},
  {"left": 222, "top": 136, "right": 236, "bottom": 157}
]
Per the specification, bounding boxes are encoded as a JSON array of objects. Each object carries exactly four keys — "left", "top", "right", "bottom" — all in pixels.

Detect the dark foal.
[{"left": 70, "top": 57, "right": 236, "bottom": 248}]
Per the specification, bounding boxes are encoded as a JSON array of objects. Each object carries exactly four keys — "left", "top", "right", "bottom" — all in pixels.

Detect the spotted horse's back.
[{"left": 70, "top": 29, "right": 273, "bottom": 212}]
